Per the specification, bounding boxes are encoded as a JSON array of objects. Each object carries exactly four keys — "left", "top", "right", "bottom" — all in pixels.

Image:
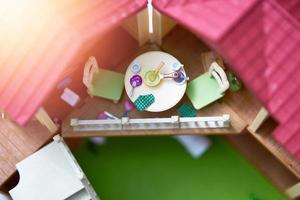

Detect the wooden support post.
[
  {"left": 150, "top": 9, "right": 162, "bottom": 45},
  {"left": 136, "top": 9, "right": 150, "bottom": 46},
  {"left": 248, "top": 107, "right": 269, "bottom": 133},
  {"left": 35, "top": 108, "right": 58, "bottom": 134},
  {"left": 122, "top": 8, "right": 176, "bottom": 46},
  {"left": 0, "top": 108, "right": 5, "bottom": 119},
  {"left": 286, "top": 182, "right": 300, "bottom": 199}
]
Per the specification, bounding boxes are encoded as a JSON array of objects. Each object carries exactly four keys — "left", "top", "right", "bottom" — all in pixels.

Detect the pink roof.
[
  {"left": 0, "top": 0, "right": 145, "bottom": 125},
  {"left": 1, "top": 0, "right": 300, "bottom": 159},
  {"left": 154, "top": 0, "right": 300, "bottom": 159}
]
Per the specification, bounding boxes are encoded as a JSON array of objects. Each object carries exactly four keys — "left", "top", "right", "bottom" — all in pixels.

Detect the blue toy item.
[{"left": 130, "top": 63, "right": 141, "bottom": 73}]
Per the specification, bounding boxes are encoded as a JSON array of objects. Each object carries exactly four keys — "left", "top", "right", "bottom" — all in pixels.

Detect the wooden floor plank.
[
  {"left": 0, "top": 119, "right": 33, "bottom": 155},
  {"left": 0, "top": 118, "right": 53, "bottom": 186},
  {"left": 0, "top": 142, "right": 16, "bottom": 178}
]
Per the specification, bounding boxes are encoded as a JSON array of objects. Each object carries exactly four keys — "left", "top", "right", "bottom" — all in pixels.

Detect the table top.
[{"left": 124, "top": 51, "right": 187, "bottom": 112}]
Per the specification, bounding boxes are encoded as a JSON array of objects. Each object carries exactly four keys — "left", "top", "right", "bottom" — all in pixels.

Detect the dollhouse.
[{"left": 0, "top": 0, "right": 300, "bottom": 199}]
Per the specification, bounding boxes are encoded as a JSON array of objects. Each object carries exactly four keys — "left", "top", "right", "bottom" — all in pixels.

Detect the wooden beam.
[
  {"left": 122, "top": 8, "right": 176, "bottom": 46},
  {"left": 248, "top": 107, "right": 269, "bottom": 133},
  {"left": 35, "top": 108, "right": 58, "bottom": 134},
  {"left": 0, "top": 109, "right": 5, "bottom": 119},
  {"left": 137, "top": 9, "right": 150, "bottom": 46}
]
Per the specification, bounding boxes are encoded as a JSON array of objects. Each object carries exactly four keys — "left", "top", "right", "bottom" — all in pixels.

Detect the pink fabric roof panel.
[
  {"left": 0, "top": 0, "right": 145, "bottom": 125},
  {"left": 153, "top": 0, "right": 259, "bottom": 42},
  {"left": 154, "top": 0, "right": 300, "bottom": 159}
]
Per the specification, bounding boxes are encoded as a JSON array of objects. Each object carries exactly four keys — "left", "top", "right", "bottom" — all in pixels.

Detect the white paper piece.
[
  {"left": 0, "top": 192, "right": 11, "bottom": 200},
  {"left": 60, "top": 88, "right": 80, "bottom": 107},
  {"left": 89, "top": 137, "right": 106, "bottom": 145},
  {"left": 174, "top": 135, "right": 211, "bottom": 159}
]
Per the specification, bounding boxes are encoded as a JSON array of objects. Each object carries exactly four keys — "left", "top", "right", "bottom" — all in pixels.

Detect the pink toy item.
[
  {"left": 123, "top": 100, "right": 135, "bottom": 117},
  {"left": 96, "top": 111, "right": 119, "bottom": 120},
  {"left": 124, "top": 100, "right": 135, "bottom": 112},
  {"left": 96, "top": 112, "right": 109, "bottom": 120}
]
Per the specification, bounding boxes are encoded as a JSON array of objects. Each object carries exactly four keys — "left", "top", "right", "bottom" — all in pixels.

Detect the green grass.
[{"left": 73, "top": 136, "right": 287, "bottom": 200}]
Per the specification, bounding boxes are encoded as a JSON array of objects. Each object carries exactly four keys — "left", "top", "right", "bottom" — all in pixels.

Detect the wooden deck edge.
[
  {"left": 225, "top": 133, "right": 299, "bottom": 196},
  {"left": 61, "top": 127, "right": 243, "bottom": 138},
  {"left": 247, "top": 123, "right": 300, "bottom": 180}
]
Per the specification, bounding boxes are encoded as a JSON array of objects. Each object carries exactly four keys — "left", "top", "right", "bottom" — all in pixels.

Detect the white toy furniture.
[
  {"left": 9, "top": 135, "right": 99, "bottom": 200},
  {"left": 124, "top": 51, "right": 187, "bottom": 112},
  {"left": 70, "top": 115, "right": 230, "bottom": 132}
]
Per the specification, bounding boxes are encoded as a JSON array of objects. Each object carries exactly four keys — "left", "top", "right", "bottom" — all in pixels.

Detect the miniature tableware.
[
  {"left": 172, "top": 62, "right": 184, "bottom": 71},
  {"left": 163, "top": 71, "right": 179, "bottom": 78},
  {"left": 150, "top": 61, "right": 165, "bottom": 81},
  {"left": 173, "top": 70, "right": 188, "bottom": 85},
  {"left": 144, "top": 70, "right": 161, "bottom": 87},
  {"left": 131, "top": 63, "right": 141, "bottom": 73},
  {"left": 144, "top": 71, "right": 179, "bottom": 87},
  {"left": 129, "top": 75, "right": 142, "bottom": 96}
]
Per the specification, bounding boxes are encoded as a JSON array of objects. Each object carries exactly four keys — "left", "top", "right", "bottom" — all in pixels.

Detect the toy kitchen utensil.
[
  {"left": 144, "top": 71, "right": 179, "bottom": 87},
  {"left": 129, "top": 75, "right": 142, "bottom": 97},
  {"left": 173, "top": 70, "right": 188, "bottom": 85},
  {"left": 150, "top": 61, "right": 165, "bottom": 81}
]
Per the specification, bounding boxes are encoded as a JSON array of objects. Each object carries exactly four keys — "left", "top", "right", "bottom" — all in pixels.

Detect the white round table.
[{"left": 124, "top": 51, "right": 187, "bottom": 112}]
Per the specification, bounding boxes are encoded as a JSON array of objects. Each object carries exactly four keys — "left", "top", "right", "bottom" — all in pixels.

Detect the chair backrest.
[
  {"left": 83, "top": 56, "right": 99, "bottom": 90},
  {"left": 209, "top": 62, "right": 229, "bottom": 93}
]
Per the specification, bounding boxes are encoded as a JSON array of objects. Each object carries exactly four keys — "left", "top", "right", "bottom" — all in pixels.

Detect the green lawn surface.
[{"left": 74, "top": 136, "right": 286, "bottom": 200}]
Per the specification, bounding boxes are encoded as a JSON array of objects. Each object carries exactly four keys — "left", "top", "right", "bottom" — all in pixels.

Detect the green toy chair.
[
  {"left": 186, "top": 62, "right": 229, "bottom": 110},
  {"left": 83, "top": 56, "right": 124, "bottom": 103}
]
